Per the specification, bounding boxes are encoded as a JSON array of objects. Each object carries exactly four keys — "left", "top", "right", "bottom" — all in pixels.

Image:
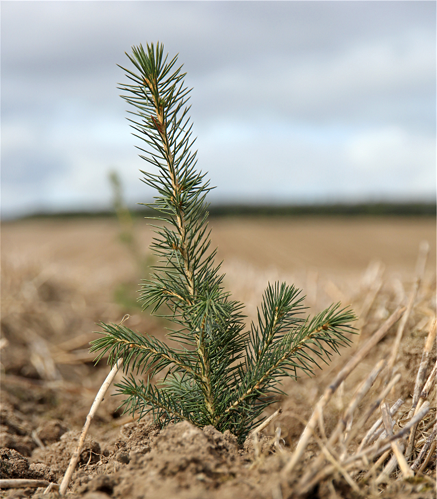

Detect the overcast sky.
[{"left": 2, "top": 1, "right": 436, "bottom": 219}]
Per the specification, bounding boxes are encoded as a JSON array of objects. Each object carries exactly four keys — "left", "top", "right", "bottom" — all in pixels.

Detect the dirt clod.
[
  {"left": 0, "top": 449, "right": 31, "bottom": 479},
  {"left": 31, "top": 431, "right": 101, "bottom": 481},
  {"left": 35, "top": 421, "right": 68, "bottom": 445},
  {"left": 77, "top": 474, "right": 117, "bottom": 496}
]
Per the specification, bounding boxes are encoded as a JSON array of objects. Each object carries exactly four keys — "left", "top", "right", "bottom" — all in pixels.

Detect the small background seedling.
[{"left": 109, "top": 169, "right": 154, "bottom": 311}]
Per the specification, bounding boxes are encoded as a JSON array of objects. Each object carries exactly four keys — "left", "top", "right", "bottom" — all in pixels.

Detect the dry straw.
[
  {"left": 59, "top": 357, "right": 123, "bottom": 495},
  {"left": 277, "top": 240, "right": 436, "bottom": 496}
]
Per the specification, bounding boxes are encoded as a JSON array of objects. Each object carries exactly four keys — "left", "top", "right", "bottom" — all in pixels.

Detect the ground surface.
[{"left": 1, "top": 216, "right": 436, "bottom": 498}]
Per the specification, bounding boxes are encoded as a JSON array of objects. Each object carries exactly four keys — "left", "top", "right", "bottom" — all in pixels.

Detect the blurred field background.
[
  {"left": 2, "top": 213, "right": 435, "bottom": 376},
  {"left": 3, "top": 214, "right": 435, "bottom": 307}
]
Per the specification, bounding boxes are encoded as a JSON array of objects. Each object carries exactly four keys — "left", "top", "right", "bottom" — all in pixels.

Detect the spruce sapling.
[{"left": 91, "top": 43, "right": 356, "bottom": 442}]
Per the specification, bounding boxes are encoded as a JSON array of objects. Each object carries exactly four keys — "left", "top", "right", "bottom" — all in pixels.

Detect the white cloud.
[
  {"left": 345, "top": 127, "right": 435, "bottom": 194},
  {"left": 1, "top": 1, "right": 435, "bottom": 218}
]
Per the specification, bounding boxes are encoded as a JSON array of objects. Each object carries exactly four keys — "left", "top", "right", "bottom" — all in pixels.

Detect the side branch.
[
  {"left": 123, "top": 379, "right": 189, "bottom": 423},
  {"left": 91, "top": 325, "right": 196, "bottom": 377},
  {"left": 224, "top": 317, "right": 352, "bottom": 415},
  {"left": 115, "top": 336, "right": 195, "bottom": 374},
  {"left": 163, "top": 288, "right": 192, "bottom": 305}
]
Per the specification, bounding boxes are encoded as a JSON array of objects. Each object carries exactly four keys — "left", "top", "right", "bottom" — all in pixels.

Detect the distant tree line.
[
  {"left": 17, "top": 201, "right": 436, "bottom": 221},
  {"left": 206, "top": 202, "right": 437, "bottom": 218}
]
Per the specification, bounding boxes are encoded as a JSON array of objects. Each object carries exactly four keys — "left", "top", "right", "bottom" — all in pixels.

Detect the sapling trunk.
[{"left": 91, "top": 42, "right": 356, "bottom": 442}]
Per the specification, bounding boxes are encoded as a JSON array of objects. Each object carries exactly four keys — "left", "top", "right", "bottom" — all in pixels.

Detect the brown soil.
[{"left": 1, "top": 217, "right": 436, "bottom": 499}]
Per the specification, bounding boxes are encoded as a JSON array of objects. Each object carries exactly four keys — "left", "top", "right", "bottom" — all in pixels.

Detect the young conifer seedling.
[{"left": 91, "top": 43, "right": 356, "bottom": 442}]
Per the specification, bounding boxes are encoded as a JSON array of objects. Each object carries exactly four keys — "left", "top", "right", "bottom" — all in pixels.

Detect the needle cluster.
[{"left": 91, "top": 43, "right": 356, "bottom": 442}]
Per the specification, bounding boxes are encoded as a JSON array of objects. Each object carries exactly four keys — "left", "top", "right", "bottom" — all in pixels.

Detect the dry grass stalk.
[
  {"left": 296, "top": 402, "right": 430, "bottom": 495},
  {"left": 317, "top": 405, "right": 328, "bottom": 441},
  {"left": 55, "top": 333, "right": 100, "bottom": 353},
  {"left": 363, "top": 401, "right": 430, "bottom": 458},
  {"left": 318, "top": 440, "right": 361, "bottom": 493},
  {"left": 375, "top": 441, "right": 406, "bottom": 484},
  {"left": 340, "top": 358, "right": 387, "bottom": 447},
  {"left": 411, "top": 422, "right": 437, "bottom": 471},
  {"left": 370, "top": 421, "right": 394, "bottom": 444},
  {"left": 380, "top": 402, "right": 413, "bottom": 479},
  {"left": 405, "top": 319, "right": 437, "bottom": 460},
  {"left": 248, "top": 431, "right": 262, "bottom": 468},
  {"left": 345, "top": 373, "right": 402, "bottom": 447},
  {"left": 387, "top": 240, "right": 429, "bottom": 373},
  {"left": 298, "top": 372, "right": 401, "bottom": 491},
  {"left": 280, "top": 411, "right": 361, "bottom": 494},
  {"left": 31, "top": 429, "right": 45, "bottom": 449},
  {"left": 53, "top": 348, "right": 109, "bottom": 365},
  {"left": 400, "top": 360, "right": 436, "bottom": 468},
  {"left": 59, "top": 357, "right": 123, "bottom": 495},
  {"left": 363, "top": 447, "right": 392, "bottom": 481},
  {"left": 28, "top": 333, "right": 61, "bottom": 381},
  {"left": 418, "top": 439, "right": 436, "bottom": 473},
  {"left": 250, "top": 408, "right": 282, "bottom": 435},
  {"left": 357, "top": 260, "right": 384, "bottom": 329},
  {"left": 420, "top": 360, "right": 437, "bottom": 400},
  {"left": 358, "top": 398, "right": 404, "bottom": 451},
  {"left": 348, "top": 402, "right": 430, "bottom": 474},
  {"left": 282, "top": 305, "right": 405, "bottom": 476},
  {"left": 411, "top": 319, "right": 436, "bottom": 413},
  {"left": 366, "top": 417, "right": 394, "bottom": 445},
  {"left": 274, "top": 427, "right": 286, "bottom": 453},
  {"left": 271, "top": 482, "right": 283, "bottom": 499},
  {"left": 43, "top": 482, "right": 59, "bottom": 494},
  {"left": 0, "top": 479, "right": 50, "bottom": 489}
]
